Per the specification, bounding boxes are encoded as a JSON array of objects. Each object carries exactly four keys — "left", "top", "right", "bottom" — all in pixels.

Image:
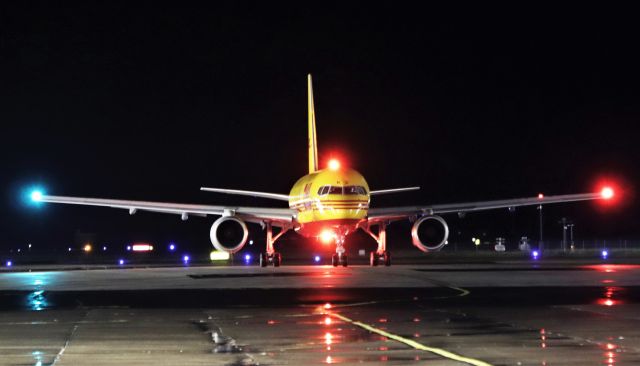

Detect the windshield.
[{"left": 317, "top": 185, "right": 367, "bottom": 196}]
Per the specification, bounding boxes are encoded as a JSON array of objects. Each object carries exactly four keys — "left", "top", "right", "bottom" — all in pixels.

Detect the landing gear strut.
[
  {"left": 260, "top": 221, "right": 288, "bottom": 267},
  {"left": 364, "top": 222, "right": 391, "bottom": 267},
  {"left": 331, "top": 236, "right": 348, "bottom": 267}
]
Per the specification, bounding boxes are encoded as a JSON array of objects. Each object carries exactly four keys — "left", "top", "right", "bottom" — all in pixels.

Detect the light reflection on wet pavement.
[{"left": 0, "top": 263, "right": 640, "bottom": 365}]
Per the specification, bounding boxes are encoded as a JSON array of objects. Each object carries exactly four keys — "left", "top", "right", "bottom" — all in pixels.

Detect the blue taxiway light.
[
  {"left": 6, "top": 260, "right": 12, "bottom": 267},
  {"left": 183, "top": 255, "right": 190, "bottom": 263},
  {"left": 244, "top": 254, "right": 251, "bottom": 262},
  {"left": 118, "top": 259, "right": 125, "bottom": 265},
  {"left": 169, "top": 244, "right": 176, "bottom": 251},
  {"left": 602, "top": 250, "right": 609, "bottom": 259},
  {"left": 314, "top": 255, "right": 321, "bottom": 263},
  {"left": 532, "top": 250, "right": 539, "bottom": 260}
]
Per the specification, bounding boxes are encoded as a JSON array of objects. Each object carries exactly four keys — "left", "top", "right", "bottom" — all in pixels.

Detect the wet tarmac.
[{"left": 1, "top": 262, "right": 639, "bottom": 365}]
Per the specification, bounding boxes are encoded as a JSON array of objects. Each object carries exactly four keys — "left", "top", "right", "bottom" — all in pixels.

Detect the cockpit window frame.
[{"left": 318, "top": 185, "right": 368, "bottom": 196}]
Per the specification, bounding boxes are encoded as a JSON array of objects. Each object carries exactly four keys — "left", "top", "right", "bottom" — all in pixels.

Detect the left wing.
[
  {"left": 368, "top": 191, "right": 611, "bottom": 223},
  {"left": 38, "top": 195, "right": 296, "bottom": 226}
]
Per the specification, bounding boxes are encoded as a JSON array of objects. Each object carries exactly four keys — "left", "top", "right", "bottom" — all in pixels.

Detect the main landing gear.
[
  {"left": 369, "top": 251, "right": 391, "bottom": 266},
  {"left": 363, "top": 222, "right": 391, "bottom": 267},
  {"left": 260, "top": 252, "right": 281, "bottom": 267},
  {"left": 260, "top": 222, "right": 288, "bottom": 267}
]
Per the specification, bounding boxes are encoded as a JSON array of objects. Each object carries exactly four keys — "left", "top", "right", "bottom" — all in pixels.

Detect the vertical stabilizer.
[{"left": 307, "top": 74, "right": 319, "bottom": 173}]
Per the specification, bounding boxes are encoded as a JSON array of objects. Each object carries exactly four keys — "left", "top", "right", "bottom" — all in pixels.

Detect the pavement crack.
[{"left": 51, "top": 309, "right": 89, "bottom": 366}]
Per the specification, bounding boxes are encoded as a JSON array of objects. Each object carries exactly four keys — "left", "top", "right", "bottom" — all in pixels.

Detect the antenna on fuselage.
[{"left": 308, "top": 74, "right": 319, "bottom": 174}]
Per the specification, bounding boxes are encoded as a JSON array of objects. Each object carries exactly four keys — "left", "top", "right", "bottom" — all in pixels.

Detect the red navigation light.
[
  {"left": 320, "top": 230, "right": 335, "bottom": 244},
  {"left": 601, "top": 187, "right": 614, "bottom": 200},
  {"left": 538, "top": 193, "right": 544, "bottom": 199},
  {"left": 328, "top": 159, "right": 340, "bottom": 171}
]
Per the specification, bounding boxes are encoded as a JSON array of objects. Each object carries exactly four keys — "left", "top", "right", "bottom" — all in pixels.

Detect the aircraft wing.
[
  {"left": 368, "top": 191, "right": 610, "bottom": 223},
  {"left": 38, "top": 195, "right": 296, "bottom": 226}
]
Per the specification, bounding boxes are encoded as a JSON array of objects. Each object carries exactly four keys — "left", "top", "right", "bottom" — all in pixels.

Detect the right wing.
[
  {"left": 368, "top": 191, "right": 611, "bottom": 223},
  {"left": 38, "top": 194, "right": 296, "bottom": 226}
]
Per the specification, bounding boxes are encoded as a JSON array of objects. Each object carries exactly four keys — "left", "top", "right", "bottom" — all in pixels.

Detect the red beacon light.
[
  {"left": 537, "top": 193, "right": 544, "bottom": 199},
  {"left": 328, "top": 159, "right": 341, "bottom": 171},
  {"left": 601, "top": 187, "right": 614, "bottom": 200}
]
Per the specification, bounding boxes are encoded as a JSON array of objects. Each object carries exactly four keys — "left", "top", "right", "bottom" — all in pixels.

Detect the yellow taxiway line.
[{"left": 329, "top": 312, "right": 494, "bottom": 366}]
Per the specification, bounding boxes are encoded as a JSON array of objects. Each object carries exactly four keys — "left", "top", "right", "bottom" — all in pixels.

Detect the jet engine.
[
  {"left": 210, "top": 216, "right": 249, "bottom": 253},
  {"left": 411, "top": 215, "right": 449, "bottom": 252}
]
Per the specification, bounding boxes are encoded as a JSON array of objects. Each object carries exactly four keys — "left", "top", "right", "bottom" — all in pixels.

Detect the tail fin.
[{"left": 307, "top": 74, "right": 319, "bottom": 173}]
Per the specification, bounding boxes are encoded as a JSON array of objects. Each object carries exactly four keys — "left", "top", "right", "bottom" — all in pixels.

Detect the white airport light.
[
  {"left": 126, "top": 245, "right": 132, "bottom": 251},
  {"left": 210, "top": 251, "right": 230, "bottom": 261},
  {"left": 601, "top": 187, "right": 614, "bottom": 200},
  {"left": 249, "top": 240, "right": 254, "bottom": 245},
  {"left": 67, "top": 247, "right": 72, "bottom": 252},
  {"left": 83, "top": 244, "right": 92, "bottom": 253},
  {"left": 132, "top": 244, "right": 153, "bottom": 252},
  {"left": 102, "top": 246, "right": 107, "bottom": 251}
]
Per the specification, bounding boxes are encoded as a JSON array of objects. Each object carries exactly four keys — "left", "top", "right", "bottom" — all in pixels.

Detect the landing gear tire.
[
  {"left": 260, "top": 252, "right": 282, "bottom": 267},
  {"left": 260, "top": 253, "right": 268, "bottom": 267},
  {"left": 370, "top": 251, "right": 379, "bottom": 266},
  {"left": 369, "top": 251, "right": 391, "bottom": 267},
  {"left": 332, "top": 254, "right": 348, "bottom": 267}
]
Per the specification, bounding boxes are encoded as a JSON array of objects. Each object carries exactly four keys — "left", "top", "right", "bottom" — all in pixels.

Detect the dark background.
[{"left": 1, "top": 3, "right": 638, "bottom": 257}]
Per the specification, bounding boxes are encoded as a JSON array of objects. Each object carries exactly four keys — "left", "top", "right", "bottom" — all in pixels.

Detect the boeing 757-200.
[{"left": 32, "top": 75, "right": 615, "bottom": 267}]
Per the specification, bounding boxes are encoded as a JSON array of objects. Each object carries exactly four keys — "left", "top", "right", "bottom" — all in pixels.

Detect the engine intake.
[
  {"left": 210, "top": 216, "right": 249, "bottom": 253},
  {"left": 411, "top": 215, "right": 449, "bottom": 252}
]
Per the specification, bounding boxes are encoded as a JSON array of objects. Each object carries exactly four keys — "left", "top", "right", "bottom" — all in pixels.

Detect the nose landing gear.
[{"left": 332, "top": 236, "right": 348, "bottom": 267}]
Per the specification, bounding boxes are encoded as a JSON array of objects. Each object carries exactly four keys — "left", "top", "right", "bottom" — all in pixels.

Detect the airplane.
[{"left": 31, "top": 75, "right": 616, "bottom": 267}]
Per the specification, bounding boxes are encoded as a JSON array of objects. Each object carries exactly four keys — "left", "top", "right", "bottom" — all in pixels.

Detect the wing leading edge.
[
  {"left": 38, "top": 195, "right": 296, "bottom": 226},
  {"left": 368, "top": 191, "right": 609, "bottom": 222}
]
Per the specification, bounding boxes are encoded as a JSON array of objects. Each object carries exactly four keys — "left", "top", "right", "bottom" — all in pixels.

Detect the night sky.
[{"left": 1, "top": 4, "right": 638, "bottom": 253}]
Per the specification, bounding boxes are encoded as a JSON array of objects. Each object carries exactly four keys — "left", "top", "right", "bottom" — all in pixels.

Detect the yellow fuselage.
[{"left": 289, "top": 169, "right": 370, "bottom": 237}]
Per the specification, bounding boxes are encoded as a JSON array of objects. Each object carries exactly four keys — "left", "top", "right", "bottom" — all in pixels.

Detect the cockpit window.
[
  {"left": 318, "top": 185, "right": 367, "bottom": 195},
  {"left": 344, "top": 186, "right": 367, "bottom": 195},
  {"left": 317, "top": 185, "right": 329, "bottom": 195}
]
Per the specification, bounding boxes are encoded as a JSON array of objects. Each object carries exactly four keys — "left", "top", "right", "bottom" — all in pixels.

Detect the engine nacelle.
[
  {"left": 411, "top": 215, "right": 449, "bottom": 252},
  {"left": 210, "top": 216, "right": 249, "bottom": 253}
]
